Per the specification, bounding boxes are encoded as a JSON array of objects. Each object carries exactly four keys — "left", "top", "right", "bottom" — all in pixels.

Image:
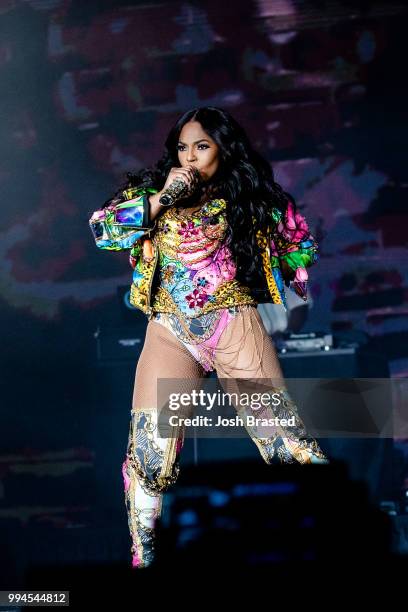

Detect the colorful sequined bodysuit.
[{"left": 149, "top": 198, "right": 258, "bottom": 371}]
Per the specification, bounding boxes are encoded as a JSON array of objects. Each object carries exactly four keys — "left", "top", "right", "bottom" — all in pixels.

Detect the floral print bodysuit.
[{"left": 148, "top": 198, "right": 257, "bottom": 371}]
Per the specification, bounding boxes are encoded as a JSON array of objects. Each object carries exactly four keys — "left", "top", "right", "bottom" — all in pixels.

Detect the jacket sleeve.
[
  {"left": 89, "top": 186, "right": 158, "bottom": 252},
  {"left": 270, "top": 199, "right": 319, "bottom": 301}
]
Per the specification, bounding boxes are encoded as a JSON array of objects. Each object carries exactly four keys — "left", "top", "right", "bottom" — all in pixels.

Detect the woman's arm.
[
  {"left": 270, "top": 200, "right": 319, "bottom": 301},
  {"left": 148, "top": 191, "right": 166, "bottom": 223},
  {"left": 89, "top": 165, "right": 199, "bottom": 251},
  {"left": 89, "top": 186, "right": 161, "bottom": 251}
]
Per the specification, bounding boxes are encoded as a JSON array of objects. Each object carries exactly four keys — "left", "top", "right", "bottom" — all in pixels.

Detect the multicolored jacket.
[{"left": 89, "top": 186, "right": 319, "bottom": 318}]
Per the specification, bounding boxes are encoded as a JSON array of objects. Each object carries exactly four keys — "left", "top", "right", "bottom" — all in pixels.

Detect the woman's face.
[{"left": 177, "top": 120, "right": 220, "bottom": 182}]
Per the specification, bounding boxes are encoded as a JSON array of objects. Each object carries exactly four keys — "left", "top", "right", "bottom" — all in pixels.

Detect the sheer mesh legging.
[
  {"left": 211, "top": 306, "right": 328, "bottom": 463},
  {"left": 130, "top": 318, "right": 206, "bottom": 496},
  {"left": 132, "top": 319, "right": 207, "bottom": 410},
  {"left": 133, "top": 306, "right": 287, "bottom": 412},
  {"left": 124, "top": 320, "right": 208, "bottom": 567},
  {"left": 124, "top": 307, "right": 328, "bottom": 566},
  {"left": 211, "top": 305, "right": 286, "bottom": 381},
  {"left": 132, "top": 307, "right": 317, "bottom": 451},
  {"left": 210, "top": 306, "right": 297, "bottom": 454}
]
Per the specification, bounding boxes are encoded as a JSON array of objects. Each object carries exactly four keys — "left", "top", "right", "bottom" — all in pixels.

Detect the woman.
[{"left": 89, "top": 106, "right": 329, "bottom": 569}]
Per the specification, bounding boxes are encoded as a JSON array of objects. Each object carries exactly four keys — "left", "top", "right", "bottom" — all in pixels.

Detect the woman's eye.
[{"left": 177, "top": 144, "right": 209, "bottom": 151}]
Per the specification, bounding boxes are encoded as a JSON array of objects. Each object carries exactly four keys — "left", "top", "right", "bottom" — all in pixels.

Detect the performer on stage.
[{"left": 89, "top": 106, "right": 329, "bottom": 569}]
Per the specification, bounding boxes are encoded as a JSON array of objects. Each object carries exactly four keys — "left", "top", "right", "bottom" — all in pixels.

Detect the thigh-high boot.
[{"left": 121, "top": 407, "right": 184, "bottom": 568}]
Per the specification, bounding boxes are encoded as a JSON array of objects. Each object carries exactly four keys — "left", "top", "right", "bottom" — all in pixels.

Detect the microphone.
[{"left": 159, "top": 168, "right": 201, "bottom": 207}]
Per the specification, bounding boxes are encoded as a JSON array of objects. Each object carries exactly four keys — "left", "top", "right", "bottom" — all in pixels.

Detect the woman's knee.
[
  {"left": 124, "top": 410, "right": 182, "bottom": 495},
  {"left": 122, "top": 455, "right": 179, "bottom": 497}
]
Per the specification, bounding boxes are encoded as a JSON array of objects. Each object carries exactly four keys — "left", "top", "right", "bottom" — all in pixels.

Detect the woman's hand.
[
  {"left": 148, "top": 166, "right": 201, "bottom": 222},
  {"left": 160, "top": 165, "right": 201, "bottom": 200}
]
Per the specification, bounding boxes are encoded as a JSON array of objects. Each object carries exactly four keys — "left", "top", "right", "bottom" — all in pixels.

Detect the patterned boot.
[
  {"left": 122, "top": 455, "right": 162, "bottom": 568},
  {"left": 241, "top": 386, "right": 329, "bottom": 465},
  {"left": 122, "top": 407, "right": 184, "bottom": 568}
]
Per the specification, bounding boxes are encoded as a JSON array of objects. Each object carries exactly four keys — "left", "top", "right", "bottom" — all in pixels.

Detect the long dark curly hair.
[{"left": 103, "top": 106, "right": 297, "bottom": 292}]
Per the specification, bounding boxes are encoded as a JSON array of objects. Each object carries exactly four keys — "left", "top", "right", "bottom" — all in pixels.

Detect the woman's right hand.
[
  {"left": 159, "top": 165, "right": 201, "bottom": 201},
  {"left": 148, "top": 166, "right": 201, "bottom": 222}
]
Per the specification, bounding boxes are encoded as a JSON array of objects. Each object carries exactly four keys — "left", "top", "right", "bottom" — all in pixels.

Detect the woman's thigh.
[
  {"left": 211, "top": 305, "right": 287, "bottom": 412},
  {"left": 212, "top": 306, "right": 285, "bottom": 381},
  {"left": 133, "top": 319, "right": 207, "bottom": 410}
]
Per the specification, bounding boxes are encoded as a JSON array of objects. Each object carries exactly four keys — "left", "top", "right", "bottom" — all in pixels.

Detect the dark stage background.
[{"left": 1, "top": 0, "right": 408, "bottom": 583}]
